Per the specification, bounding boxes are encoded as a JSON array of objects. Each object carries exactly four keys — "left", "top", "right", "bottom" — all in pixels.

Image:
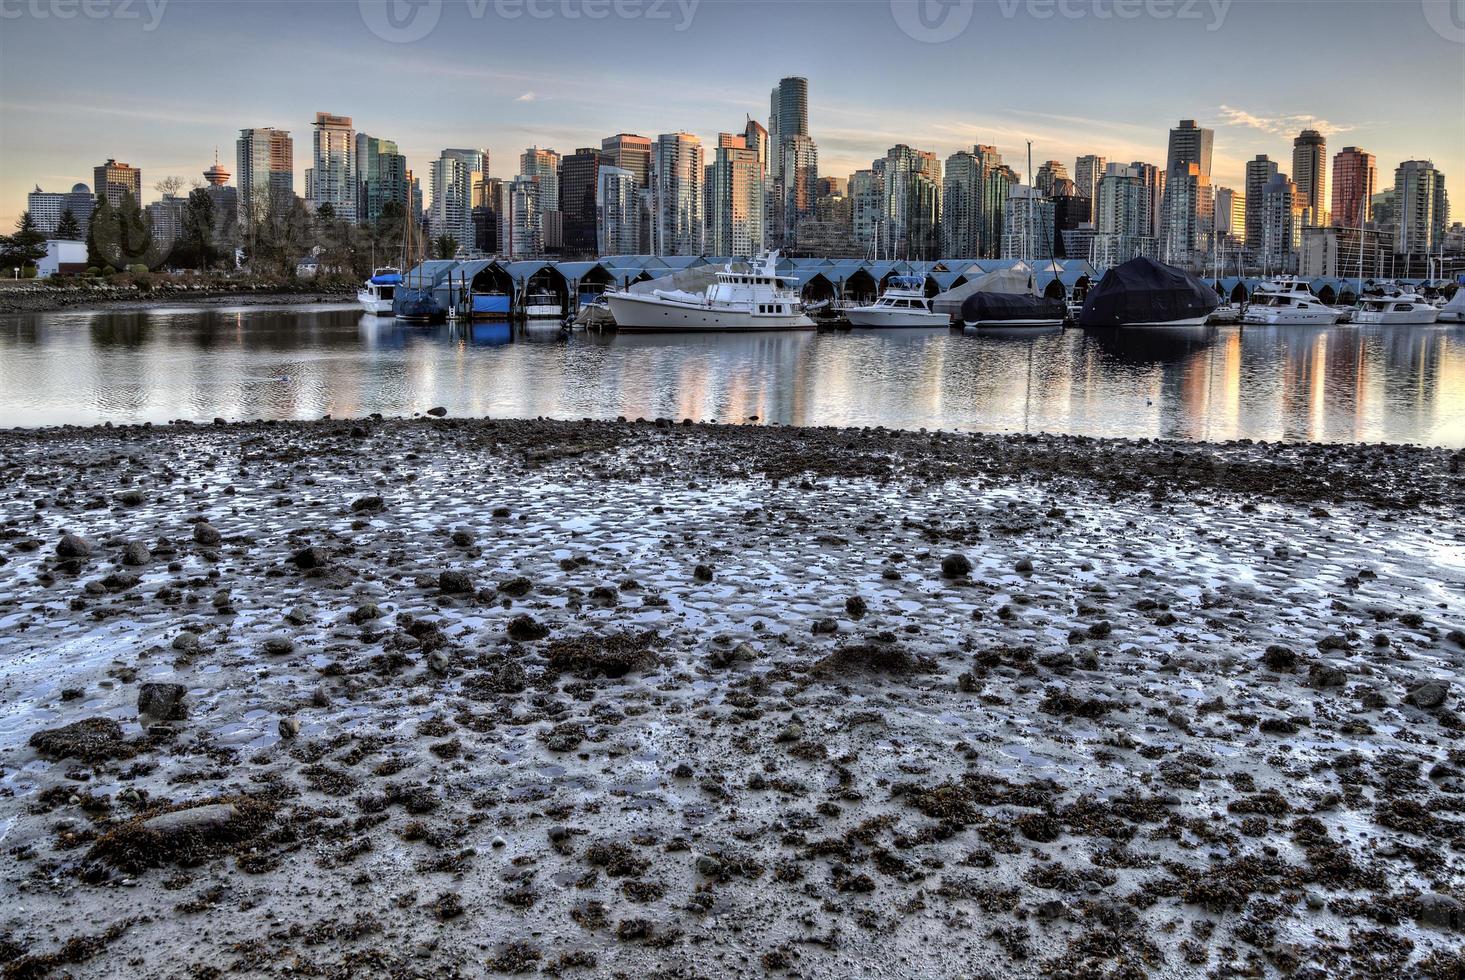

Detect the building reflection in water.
[{"left": 0, "top": 306, "right": 1460, "bottom": 447}]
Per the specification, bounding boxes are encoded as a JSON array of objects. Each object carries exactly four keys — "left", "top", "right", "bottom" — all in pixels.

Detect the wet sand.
[{"left": 0, "top": 417, "right": 1462, "bottom": 978}]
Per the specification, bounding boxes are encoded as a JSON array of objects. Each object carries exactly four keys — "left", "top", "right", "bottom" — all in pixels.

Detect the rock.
[
  {"left": 260, "top": 634, "right": 295, "bottom": 656},
  {"left": 349, "top": 603, "right": 383, "bottom": 624},
  {"left": 1308, "top": 664, "right": 1348, "bottom": 688},
  {"left": 278, "top": 717, "right": 301, "bottom": 740},
  {"left": 1447, "top": 629, "right": 1465, "bottom": 647},
  {"left": 29, "top": 718, "right": 132, "bottom": 761},
  {"left": 56, "top": 533, "right": 92, "bottom": 558},
  {"left": 426, "top": 406, "right": 448, "bottom": 417},
  {"left": 1415, "top": 892, "right": 1463, "bottom": 930},
  {"left": 291, "top": 546, "right": 330, "bottom": 569},
  {"left": 499, "top": 576, "right": 532, "bottom": 597},
  {"left": 350, "top": 495, "right": 385, "bottom": 513},
  {"left": 117, "top": 489, "right": 144, "bottom": 507},
  {"left": 845, "top": 595, "right": 868, "bottom": 618},
  {"left": 439, "top": 570, "right": 473, "bottom": 594},
  {"left": 507, "top": 615, "right": 549, "bottom": 642},
  {"left": 940, "top": 553, "right": 972, "bottom": 578},
  {"left": 171, "top": 631, "right": 201, "bottom": 653},
  {"left": 812, "top": 618, "right": 838, "bottom": 635},
  {"left": 693, "top": 564, "right": 714, "bottom": 583},
  {"left": 142, "top": 803, "right": 240, "bottom": 839},
  {"left": 695, "top": 855, "right": 723, "bottom": 876},
  {"left": 121, "top": 540, "right": 151, "bottom": 566},
  {"left": 1262, "top": 645, "right": 1297, "bottom": 672},
  {"left": 451, "top": 529, "right": 475, "bottom": 547},
  {"left": 1405, "top": 680, "right": 1450, "bottom": 710},
  {"left": 137, "top": 682, "right": 187, "bottom": 721},
  {"left": 192, "top": 522, "right": 221, "bottom": 546},
  {"left": 1014, "top": 558, "right": 1034, "bottom": 574},
  {"left": 709, "top": 642, "right": 757, "bottom": 669}
]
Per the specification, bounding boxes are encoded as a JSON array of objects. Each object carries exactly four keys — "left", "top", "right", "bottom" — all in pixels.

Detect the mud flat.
[{"left": 0, "top": 417, "right": 1462, "bottom": 979}]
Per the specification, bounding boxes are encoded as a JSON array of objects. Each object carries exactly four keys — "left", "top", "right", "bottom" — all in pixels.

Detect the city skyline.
[{"left": 2, "top": 1, "right": 1462, "bottom": 231}]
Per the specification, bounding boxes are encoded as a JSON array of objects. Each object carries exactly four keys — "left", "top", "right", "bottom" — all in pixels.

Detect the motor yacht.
[
  {"left": 845, "top": 276, "right": 950, "bottom": 327},
  {"left": 1352, "top": 292, "right": 1441, "bottom": 325},
  {"left": 357, "top": 267, "right": 400, "bottom": 315},
  {"left": 605, "top": 252, "right": 813, "bottom": 331},
  {"left": 1241, "top": 279, "right": 1342, "bottom": 325}
]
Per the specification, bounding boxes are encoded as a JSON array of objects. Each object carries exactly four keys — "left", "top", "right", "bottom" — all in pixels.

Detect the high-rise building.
[
  {"left": 778, "top": 134, "right": 818, "bottom": 248},
  {"left": 707, "top": 133, "right": 765, "bottom": 256},
  {"left": 883, "top": 144, "right": 941, "bottom": 260},
  {"left": 200, "top": 153, "right": 239, "bottom": 246},
  {"left": 236, "top": 128, "right": 294, "bottom": 228},
  {"left": 93, "top": 159, "right": 142, "bottom": 209},
  {"left": 502, "top": 175, "right": 541, "bottom": 257},
  {"left": 1330, "top": 146, "right": 1376, "bottom": 230},
  {"left": 1001, "top": 186, "right": 1056, "bottom": 260},
  {"left": 145, "top": 195, "right": 187, "bottom": 249},
  {"left": 559, "top": 148, "right": 602, "bottom": 258},
  {"left": 520, "top": 147, "right": 560, "bottom": 212},
  {"left": 768, "top": 76, "right": 808, "bottom": 182},
  {"left": 27, "top": 183, "right": 97, "bottom": 237},
  {"left": 354, "top": 133, "right": 400, "bottom": 225},
  {"left": 597, "top": 165, "right": 640, "bottom": 255},
  {"left": 1392, "top": 159, "right": 1449, "bottom": 255},
  {"left": 1214, "top": 186, "right": 1246, "bottom": 249},
  {"left": 651, "top": 132, "right": 704, "bottom": 255},
  {"left": 1291, "top": 129, "right": 1328, "bottom": 226},
  {"left": 601, "top": 134, "right": 651, "bottom": 189},
  {"left": 942, "top": 150, "right": 981, "bottom": 257},
  {"left": 431, "top": 148, "right": 486, "bottom": 253},
  {"left": 1166, "top": 119, "right": 1214, "bottom": 179},
  {"left": 1244, "top": 154, "right": 1279, "bottom": 261},
  {"left": 850, "top": 168, "right": 884, "bottom": 253},
  {"left": 1259, "top": 173, "right": 1302, "bottom": 273},
  {"left": 307, "top": 113, "right": 355, "bottom": 222},
  {"left": 1050, "top": 183, "right": 1090, "bottom": 257},
  {"left": 1163, "top": 162, "right": 1213, "bottom": 268},
  {"left": 1092, "top": 163, "right": 1157, "bottom": 267},
  {"left": 1130, "top": 161, "right": 1163, "bottom": 241},
  {"left": 1074, "top": 155, "right": 1106, "bottom": 201},
  {"left": 1035, "top": 160, "right": 1069, "bottom": 197}
]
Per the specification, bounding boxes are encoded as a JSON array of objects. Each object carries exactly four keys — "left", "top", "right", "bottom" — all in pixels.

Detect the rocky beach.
[
  {"left": 0, "top": 283, "right": 355, "bottom": 315},
  {"left": 0, "top": 416, "right": 1462, "bottom": 979}
]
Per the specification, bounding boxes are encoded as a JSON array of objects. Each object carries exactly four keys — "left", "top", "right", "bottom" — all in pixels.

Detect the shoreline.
[
  {"left": 0, "top": 284, "right": 356, "bottom": 315},
  {"left": 0, "top": 417, "right": 1461, "bottom": 978}
]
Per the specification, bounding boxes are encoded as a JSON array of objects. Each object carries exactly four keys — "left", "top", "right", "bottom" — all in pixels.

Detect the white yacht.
[
  {"left": 523, "top": 292, "right": 563, "bottom": 319},
  {"left": 845, "top": 276, "right": 950, "bottom": 327},
  {"left": 605, "top": 253, "right": 813, "bottom": 332},
  {"left": 1352, "top": 292, "right": 1441, "bottom": 325},
  {"left": 1434, "top": 290, "right": 1465, "bottom": 323},
  {"left": 1242, "top": 279, "right": 1342, "bottom": 325},
  {"left": 357, "top": 267, "right": 401, "bottom": 315}
]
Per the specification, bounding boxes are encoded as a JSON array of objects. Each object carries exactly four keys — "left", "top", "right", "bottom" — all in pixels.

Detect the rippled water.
[{"left": 1, "top": 303, "right": 1462, "bottom": 446}]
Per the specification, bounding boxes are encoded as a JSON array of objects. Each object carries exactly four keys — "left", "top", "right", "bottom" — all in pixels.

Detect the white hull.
[
  {"left": 357, "top": 291, "right": 394, "bottom": 315},
  {"left": 607, "top": 292, "right": 813, "bottom": 332},
  {"left": 1122, "top": 315, "right": 1211, "bottom": 327},
  {"left": 1352, "top": 310, "right": 1440, "bottom": 325},
  {"left": 524, "top": 305, "right": 563, "bottom": 319},
  {"left": 845, "top": 307, "right": 950, "bottom": 327},
  {"left": 964, "top": 318, "right": 1064, "bottom": 328},
  {"left": 1242, "top": 308, "right": 1342, "bottom": 325},
  {"left": 1437, "top": 311, "right": 1465, "bottom": 323}
]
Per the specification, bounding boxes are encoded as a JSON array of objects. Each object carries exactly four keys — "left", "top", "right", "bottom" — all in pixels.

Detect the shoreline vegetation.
[
  {"left": 0, "top": 274, "right": 356, "bottom": 314},
  {"left": 0, "top": 418, "right": 1462, "bottom": 978}
]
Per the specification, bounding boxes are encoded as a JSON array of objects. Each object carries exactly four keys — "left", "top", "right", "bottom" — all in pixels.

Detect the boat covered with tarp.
[
  {"left": 961, "top": 291, "right": 1066, "bottom": 327},
  {"left": 1079, "top": 256, "right": 1218, "bottom": 327}
]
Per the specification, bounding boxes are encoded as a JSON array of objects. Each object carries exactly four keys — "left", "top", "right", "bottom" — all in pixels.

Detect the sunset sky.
[{"left": 2, "top": 0, "right": 1462, "bottom": 230}]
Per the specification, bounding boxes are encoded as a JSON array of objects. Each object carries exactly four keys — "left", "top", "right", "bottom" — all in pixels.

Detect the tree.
[
  {"left": 87, "top": 195, "right": 119, "bottom": 269},
  {"left": 432, "top": 234, "right": 458, "bottom": 260},
  {"left": 0, "top": 211, "right": 48, "bottom": 270},
  {"left": 154, "top": 175, "right": 186, "bottom": 199},
  {"left": 55, "top": 209, "right": 83, "bottom": 241},
  {"left": 116, "top": 191, "right": 155, "bottom": 268},
  {"left": 168, "top": 187, "right": 220, "bottom": 269}
]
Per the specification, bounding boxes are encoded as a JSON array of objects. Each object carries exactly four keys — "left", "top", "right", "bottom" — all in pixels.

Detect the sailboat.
[{"left": 391, "top": 193, "right": 446, "bottom": 323}]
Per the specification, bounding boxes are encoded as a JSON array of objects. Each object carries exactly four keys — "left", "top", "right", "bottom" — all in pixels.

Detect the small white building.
[{"left": 36, "top": 240, "right": 88, "bottom": 277}]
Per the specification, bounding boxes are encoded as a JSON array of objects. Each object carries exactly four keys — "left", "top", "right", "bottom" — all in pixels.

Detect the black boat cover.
[
  {"left": 1078, "top": 256, "right": 1218, "bottom": 327},
  {"left": 961, "top": 291, "right": 1066, "bottom": 322}
]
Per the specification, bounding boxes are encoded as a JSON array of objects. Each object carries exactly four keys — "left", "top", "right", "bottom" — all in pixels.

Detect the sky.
[{"left": 1, "top": 0, "right": 1462, "bottom": 231}]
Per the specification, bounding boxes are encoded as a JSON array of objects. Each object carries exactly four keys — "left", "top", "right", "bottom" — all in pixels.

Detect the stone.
[
  {"left": 349, "top": 603, "right": 383, "bottom": 624},
  {"left": 845, "top": 595, "right": 868, "bottom": 618},
  {"left": 1308, "top": 664, "right": 1348, "bottom": 688},
  {"left": 278, "top": 717, "right": 301, "bottom": 740},
  {"left": 142, "top": 803, "right": 240, "bottom": 838},
  {"left": 291, "top": 546, "right": 330, "bottom": 569},
  {"left": 171, "top": 631, "right": 201, "bottom": 653},
  {"left": 350, "top": 495, "right": 385, "bottom": 513},
  {"left": 507, "top": 615, "right": 549, "bottom": 642},
  {"left": 117, "top": 489, "right": 144, "bottom": 507},
  {"left": 260, "top": 634, "right": 295, "bottom": 656},
  {"left": 695, "top": 855, "right": 722, "bottom": 876},
  {"left": 1262, "top": 645, "right": 1297, "bottom": 672},
  {"left": 137, "top": 682, "right": 187, "bottom": 721},
  {"left": 121, "top": 540, "right": 151, "bottom": 566},
  {"left": 1405, "top": 680, "right": 1450, "bottom": 710},
  {"left": 940, "top": 553, "right": 972, "bottom": 578},
  {"left": 426, "top": 406, "right": 448, "bottom": 417},
  {"left": 193, "top": 522, "right": 221, "bottom": 546},
  {"left": 498, "top": 576, "right": 532, "bottom": 597},
  {"left": 693, "top": 564, "right": 714, "bottom": 583},
  {"left": 56, "top": 533, "right": 92, "bottom": 558},
  {"left": 29, "top": 718, "right": 131, "bottom": 761},
  {"left": 439, "top": 570, "right": 473, "bottom": 594},
  {"left": 1415, "top": 892, "right": 1463, "bottom": 930},
  {"left": 451, "top": 529, "right": 475, "bottom": 547},
  {"left": 1014, "top": 558, "right": 1034, "bottom": 573}
]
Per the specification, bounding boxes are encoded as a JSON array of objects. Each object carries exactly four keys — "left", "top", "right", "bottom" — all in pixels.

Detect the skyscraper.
[
  {"left": 942, "top": 150, "right": 981, "bottom": 257},
  {"left": 1393, "top": 160, "right": 1449, "bottom": 255},
  {"left": 308, "top": 113, "right": 355, "bottom": 222},
  {"left": 27, "top": 183, "right": 97, "bottom": 237},
  {"left": 707, "top": 133, "right": 765, "bottom": 256},
  {"left": 1035, "top": 160, "right": 1069, "bottom": 197},
  {"left": 1260, "top": 173, "right": 1302, "bottom": 272},
  {"left": 1074, "top": 155, "right": 1106, "bottom": 201},
  {"left": 1244, "top": 154, "right": 1278, "bottom": 260},
  {"left": 1092, "top": 163, "right": 1156, "bottom": 268},
  {"left": 520, "top": 147, "right": 561, "bottom": 212},
  {"left": 1165, "top": 119, "right": 1214, "bottom": 178},
  {"left": 850, "top": 168, "right": 884, "bottom": 253},
  {"left": 431, "top": 148, "right": 486, "bottom": 253},
  {"left": 1291, "top": 129, "right": 1328, "bottom": 226},
  {"left": 884, "top": 144, "right": 941, "bottom": 260},
  {"left": 651, "top": 132, "right": 704, "bottom": 255},
  {"left": 767, "top": 76, "right": 808, "bottom": 182},
  {"left": 559, "top": 148, "right": 602, "bottom": 258},
  {"left": 354, "top": 133, "right": 400, "bottom": 225},
  {"left": 778, "top": 134, "right": 818, "bottom": 249},
  {"left": 1130, "top": 161, "right": 1163, "bottom": 241},
  {"left": 93, "top": 159, "right": 142, "bottom": 209},
  {"left": 597, "top": 165, "right": 640, "bottom": 255},
  {"left": 1214, "top": 186, "right": 1245, "bottom": 249},
  {"left": 1330, "top": 146, "right": 1377, "bottom": 230},
  {"left": 601, "top": 134, "right": 651, "bottom": 189},
  {"left": 236, "top": 128, "right": 294, "bottom": 228},
  {"left": 1161, "top": 119, "right": 1214, "bottom": 266},
  {"left": 1001, "top": 185, "right": 1055, "bottom": 260}
]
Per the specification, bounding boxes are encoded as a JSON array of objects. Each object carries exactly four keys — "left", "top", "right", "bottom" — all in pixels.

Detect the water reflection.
[{"left": 1, "top": 304, "right": 1461, "bottom": 446}]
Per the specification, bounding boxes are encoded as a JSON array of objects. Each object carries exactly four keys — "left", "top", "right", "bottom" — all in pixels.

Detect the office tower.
[
  {"left": 501, "top": 175, "right": 541, "bottom": 257},
  {"left": 1292, "top": 129, "right": 1328, "bottom": 226},
  {"left": 27, "top": 183, "right": 97, "bottom": 237},
  {"left": 601, "top": 134, "right": 651, "bottom": 188},
  {"left": 978, "top": 147, "right": 1012, "bottom": 259},
  {"left": 1074, "top": 155, "right": 1106, "bottom": 201},
  {"left": 236, "top": 128, "right": 294, "bottom": 227},
  {"left": 520, "top": 146, "right": 560, "bottom": 211},
  {"left": 942, "top": 150, "right": 980, "bottom": 257},
  {"left": 850, "top": 168, "right": 885, "bottom": 253},
  {"left": 1163, "top": 162, "right": 1214, "bottom": 268},
  {"left": 559, "top": 147, "right": 602, "bottom": 257},
  {"left": 651, "top": 132, "right": 704, "bottom": 255},
  {"left": 1214, "top": 186, "right": 1245, "bottom": 248},
  {"left": 145, "top": 195, "right": 187, "bottom": 249},
  {"left": 707, "top": 133, "right": 765, "bottom": 256},
  {"left": 1050, "top": 182, "right": 1090, "bottom": 257},
  {"left": 1393, "top": 160, "right": 1449, "bottom": 254},
  {"left": 93, "top": 159, "right": 142, "bottom": 209},
  {"left": 307, "top": 113, "right": 355, "bottom": 221},
  {"left": 778, "top": 134, "right": 818, "bottom": 248},
  {"left": 363, "top": 150, "right": 409, "bottom": 227},
  {"left": 430, "top": 148, "right": 486, "bottom": 253},
  {"left": 883, "top": 144, "right": 942, "bottom": 260},
  {"left": 1330, "top": 146, "right": 1377, "bottom": 229},
  {"left": 1092, "top": 163, "right": 1157, "bottom": 267},
  {"left": 768, "top": 76, "right": 808, "bottom": 182},
  {"left": 1244, "top": 154, "right": 1279, "bottom": 260},
  {"left": 1260, "top": 172, "right": 1302, "bottom": 272},
  {"left": 597, "top": 165, "right": 640, "bottom": 254},
  {"left": 354, "top": 133, "right": 400, "bottom": 225},
  {"left": 1035, "top": 160, "right": 1068, "bottom": 196},
  {"left": 1001, "top": 185, "right": 1055, "bottom": 260}
]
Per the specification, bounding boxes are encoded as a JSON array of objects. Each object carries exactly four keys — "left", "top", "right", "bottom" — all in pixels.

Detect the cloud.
[
  {"left": 1217, "top": 104, "right": 1354, "bottom": 138},
  {"left": 516, "top": 92, "right": 537, "bottom": 102}
]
